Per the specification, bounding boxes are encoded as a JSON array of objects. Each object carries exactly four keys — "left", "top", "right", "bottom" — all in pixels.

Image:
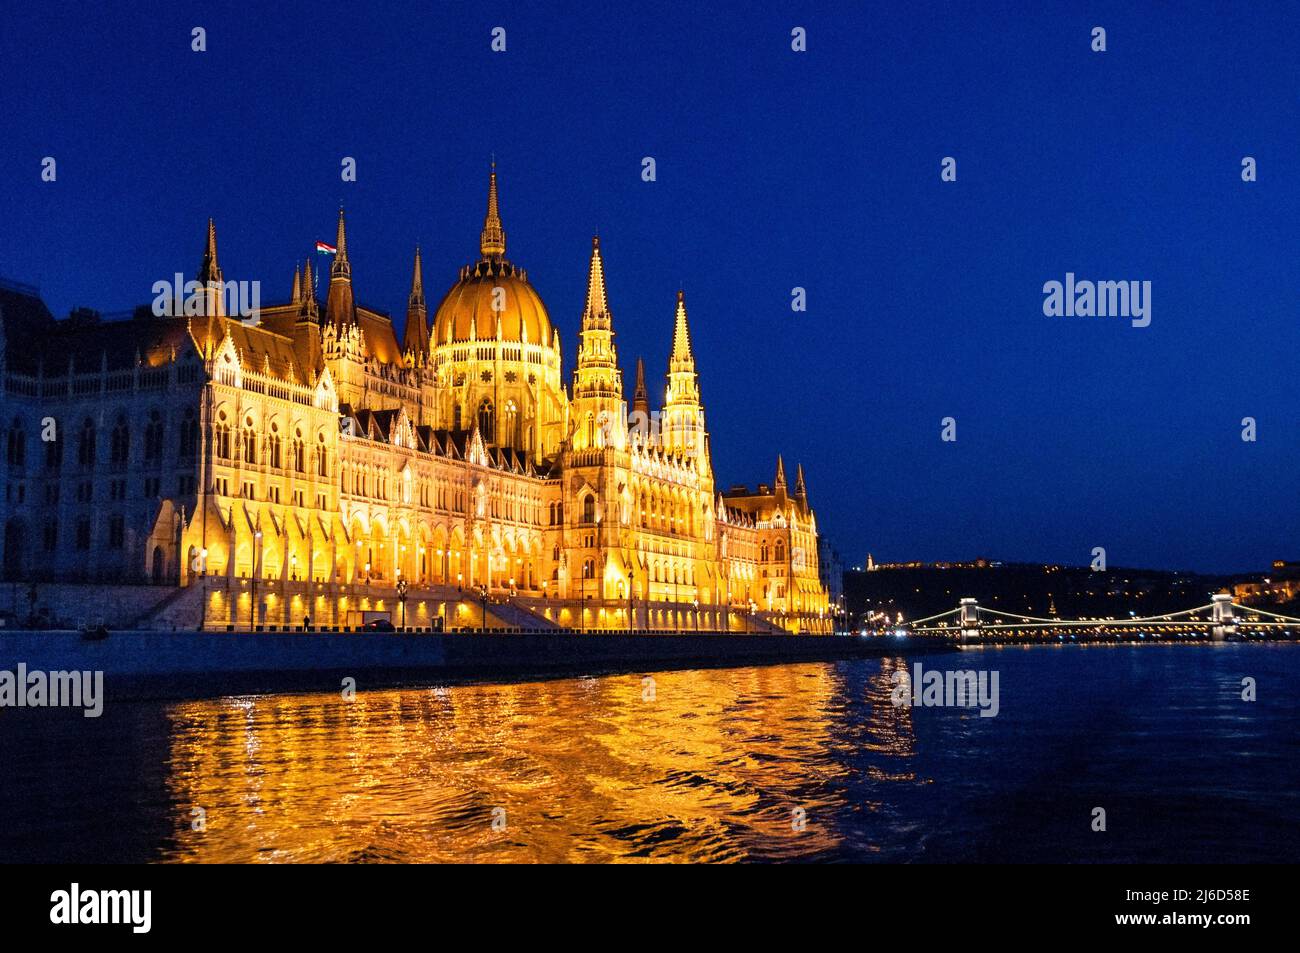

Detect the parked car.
[{"left": 361, "top": 618, "right": 396, "bottom": 632}]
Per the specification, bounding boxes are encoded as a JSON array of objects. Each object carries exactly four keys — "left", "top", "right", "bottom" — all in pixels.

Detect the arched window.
[
  {"left": 109, "top": 416, "right": 130, "bottom": 468},
  {"left": 241, "top": 417, "right": 257, "bottom": 464},
  {"left": 214, "top": 412, "right": 231, "bottom": 460},
  {"left": 44, "top": 429, "right": 62, "bottom": 471},
  {"left": 316, "top": 433, "right": 328, "bottom": 477},
  {"left": 776, "top": 540, "right": 785, "bottom": 561},
  {"left": 78, "top": 418, "right": 97, "bottom": 467},
  {"left": 179, "top": 408, "right": 198, "bottom": 459},
  {"left": 582, "top": 495, "right": 596, "bottom": 525},
  {"left": 502, "top": 400, "right": 519, "bottom": 448},
  {"left": 144, "top": 410, "right": 164, "bottom": 462},
  {"left": 585, "top": 413, "right": 595, "bottom": 446},
  {"left": 453, "top": 404, "right": 462, "bottom": 431},
  {"left": 6, "top": 418, "right": 25, "bottom": 468},
  {"left": 477, "top": 399, "right": 494, "bottom": 443},
  {"left": 293, "top": 428, "right": 305, "bottom": 472},
  {"left": 267, "top": 422, "right": 282, "bottom": 469}
]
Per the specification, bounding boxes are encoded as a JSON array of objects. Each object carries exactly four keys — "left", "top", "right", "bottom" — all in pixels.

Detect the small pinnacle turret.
[
  {"left": 298, "top": 257, "right": 318, "bottom": 320},
  {"left": 633, "top": 356, "right": 649, "bottom": 418}
]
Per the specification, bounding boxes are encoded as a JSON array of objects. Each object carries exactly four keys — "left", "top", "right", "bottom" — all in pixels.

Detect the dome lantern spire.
[{"left": 480, "top": 161, "right": 506, "bottom": 258}]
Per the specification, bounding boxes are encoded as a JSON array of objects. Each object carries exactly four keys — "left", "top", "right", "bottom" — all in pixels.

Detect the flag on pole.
[{"left": 315, "top": 241, "right": 336, "bottom": 255}]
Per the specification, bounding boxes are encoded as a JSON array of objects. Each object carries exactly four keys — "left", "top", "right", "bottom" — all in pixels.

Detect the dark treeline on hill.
[{"left": 842, "top": 563, "right": 1238, "bottom": 626}]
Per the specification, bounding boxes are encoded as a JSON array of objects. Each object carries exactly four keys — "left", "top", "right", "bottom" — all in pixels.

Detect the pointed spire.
[
  {"left": 583, "top": 235, "right": 609, "bottom": 325},
  {"left": 633, "top": 356, "right": 649, "bottom": 417},
  {"left": 403, "top": 245, "right": 430, "bottom": 357},
  {"left": 775, "top": 454, "right": 787, "bottom": 489},
  {"left": 794, "top": 463, "right": 807, "bottom": 498},
  {"left": 198, "top": 218, "right": 222, "bottom": 284},
  {"left": 332, "top": 206, "right": 351, "bottom": 279},
  {"left": 291, "top": 263, "right": 301, "bottom": 304},
  {"left": 479, "top": 161, "right": 506, "bottom": 258},
  {"left": 671, "top": 289, "right": 693, "bottom": 362},
  {"left": 326, "top": 209, "right": 355, "bottom": 329},
  {"left": 409, "top": 245, "right": 424, "bottom": 306}
]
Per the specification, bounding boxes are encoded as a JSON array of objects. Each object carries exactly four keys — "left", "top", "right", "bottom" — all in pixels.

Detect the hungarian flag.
[{"left": 315, "top": 241, "right": 336, "bottom": 255}]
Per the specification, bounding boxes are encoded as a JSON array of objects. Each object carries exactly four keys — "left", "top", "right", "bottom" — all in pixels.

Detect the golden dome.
[
  {"left": 432, "top": 165, "right": 554, "bottom": 346},
  {"left": 433, "top": 259, "right": 552, "bottom": 345}
]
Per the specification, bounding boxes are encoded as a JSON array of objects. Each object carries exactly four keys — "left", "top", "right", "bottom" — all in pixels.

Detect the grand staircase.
[{"left": 485, "top": 600, "right": 561, "bottom": 631}]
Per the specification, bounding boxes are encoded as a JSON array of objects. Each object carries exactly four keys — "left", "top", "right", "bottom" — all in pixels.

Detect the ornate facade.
[{"left": 0, "top": 171, "right": 830, "bottom": 632}]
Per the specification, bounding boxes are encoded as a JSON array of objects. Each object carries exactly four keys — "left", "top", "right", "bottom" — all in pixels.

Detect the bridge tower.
[
  {"left": 959, "top": 597, "right": 981, "bottom": 643},
  {"left": 1211, "top": 593, "right": 1237, "bottom": 642}
]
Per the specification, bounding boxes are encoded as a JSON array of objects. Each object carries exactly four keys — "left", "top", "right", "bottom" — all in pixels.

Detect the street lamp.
[
  {"left": 628, "top": 568, "right": 635, "bottom": 634},
  {"left": 477, "top": 582, "right": 488, "bottom": 634},
  {"left": 396, "top": 578, "right": 408, "bottom": 630},
  {"left": 693, "top": 597, "right": 699, "bottom": 634}
]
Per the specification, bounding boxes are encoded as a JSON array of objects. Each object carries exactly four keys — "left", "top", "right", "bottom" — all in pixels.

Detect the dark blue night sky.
[{"left": 2, "top": 1, "right": 1297, "bottom": 572}]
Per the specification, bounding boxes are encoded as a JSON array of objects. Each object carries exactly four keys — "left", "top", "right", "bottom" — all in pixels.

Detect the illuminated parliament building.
[{"left": 0, "top": 170, "right": 830, "bottom": 632}]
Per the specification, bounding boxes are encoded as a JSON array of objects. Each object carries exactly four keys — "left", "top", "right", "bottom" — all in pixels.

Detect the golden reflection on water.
[{"left": 163, "top": 661, "right": 916, "bottom": 862}]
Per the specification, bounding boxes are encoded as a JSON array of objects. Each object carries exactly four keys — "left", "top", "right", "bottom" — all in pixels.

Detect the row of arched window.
[
  {"left": 213, "top": 411, "right": 328, "bottom": 477},
  {"left": 6, "top": 410, "right": 199, "bottom": 473},
  {"left": 452, "top": 398, "right": 525, "bottom": 447},
  {"left": 637, "top": 488, "right": 705, "bottom": 535}
]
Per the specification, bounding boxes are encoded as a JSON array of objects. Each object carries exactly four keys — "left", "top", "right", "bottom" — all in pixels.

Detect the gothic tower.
[
  {"left": 570, "top": 237, "right": 625, "bottom": 451},
  {"left": 402, "top": 245, "right": 429, "bottom": 358},
  {"left": 325, "top": 207, "right": 355, "bottom": 331},
  {"left": 661, "top": 290, "right": 706, "bottom": 463},
  {"left": 198, "top": 218, "right": 224, "bottom": 318}
]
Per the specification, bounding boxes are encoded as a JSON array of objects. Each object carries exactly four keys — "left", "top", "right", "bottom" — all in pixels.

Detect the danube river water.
[{"left": 2, "top": 643, "right": 1297, "bottom": 863}]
